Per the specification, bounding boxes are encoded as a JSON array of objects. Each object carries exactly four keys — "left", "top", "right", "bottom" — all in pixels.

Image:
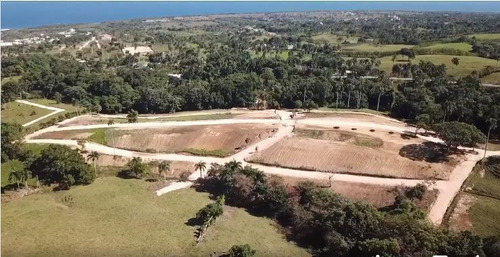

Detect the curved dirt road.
[{"left": 24, "top": 107, "right": 500, "bottom": 225}]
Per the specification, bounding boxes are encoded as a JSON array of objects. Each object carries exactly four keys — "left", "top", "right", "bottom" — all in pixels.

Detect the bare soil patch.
[
  {"left": 249, "top": 127, "right": 456, "bottom": 179},
  {"left": 448, "top": 193, "right": 476, "bottom": 232},
  {"left": 234, "top": 111, "right": 277, "bottom": 119},
  {"left": 303, "top": 112, "right": 403, "bottom": 126},
  {"left": 279, "top": 176, "right": 438, "bottom": 210},
  {"left": 113, "top": 124, "right": 277, "bottom": 156}
]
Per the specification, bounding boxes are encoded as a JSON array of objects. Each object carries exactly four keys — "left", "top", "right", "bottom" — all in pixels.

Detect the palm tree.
[
  {"left": 195, "top": 161, "right": 207, "bottom": 179},
  {"left": 77, "top": 139, "right": 86, "bottom": 152},
  {"left": 108, "top": 119, "right": 116, "bottom": 158},
  {"left": 8, "top": 170, "right": 22, "bottom": 188},
  {"left": 9, "top": 168, "right": 30, "bottom": 189},
  {"left": 484, "top": 118, "right": 498, "bottom": 159},
  {"left": 87, "top": 151, "right": 100, "bottom": 176},
  {"left": 158, "top": 161, "right": 171, "bottom": 180},
  {"left": 225, "top": 160, "right": 242, "bottom": 171}
]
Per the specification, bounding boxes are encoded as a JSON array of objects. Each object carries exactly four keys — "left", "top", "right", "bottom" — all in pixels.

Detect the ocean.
[{"left": 2, "top": 1, "right": 500, "bottom": 30}]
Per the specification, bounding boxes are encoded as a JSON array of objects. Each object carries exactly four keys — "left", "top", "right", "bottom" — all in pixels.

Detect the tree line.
[{"left": 196, "top": 161, "right": 500, "bottom": 257}]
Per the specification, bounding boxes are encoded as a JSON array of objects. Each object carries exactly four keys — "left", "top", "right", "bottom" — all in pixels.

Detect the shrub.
[
  {"left": 228, "top": 244, "right": 257, "bottom": 257},
  {"left": 179, "top": 171, "right": 191, "bottom": 181},
  {"left": 351, "top": 128, "right": 357, "bottom": 130},
  {"left": 405, "top": 183, "right": 427, "bottom": 200},
  {"left": 30, "top": 111, "right": 37, "bottom": 116},
  {"left": 333, "top": 126, "right": 340, "bottom": 129},
  {"left": 370, "top": 129, "right": 375, "bottom": 132},
  {"left": 389, "top": 131, "right": 395, "bottom": 134}
]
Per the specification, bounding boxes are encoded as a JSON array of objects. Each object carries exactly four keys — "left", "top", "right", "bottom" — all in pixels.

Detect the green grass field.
[
  {"left": 379, "top": 55, "right": 499, "bottom": 76},
  {"left": 343, "top": 43, "right": 414, "bottom": 52},
  {"left": 1, "top": 160, "right": 24, "bottom": 187},
  {"left": 466, "top": 159, "right": 500, "bottom": 200},
  {"left": 1, "top": 145, "right": 48, "bottom": 187},
  {"left": 311, "top": 33, "right": 359, "bottom": 44},
  {"left": 28, "top": 99, "right": 79, "bottom": 113},
  {"left": 466, "top": 194, "right": 500, "bottom": 237},
  {"left": 1, "top": 101, "right": 53, "bottom": 125},
  {"left": 421, "top": 42, "right": 473, "bottom": 52},
  {"left": 2, "top": 99, "right": 80, "bottom": 128},
  {"left": 1, "top": 178, "right": 309, "bottom": 257},
  {"left": 469, "top": 33, "right": 500, "bottom": 40},
  {"left": 151, "top": 44, "right": 172, "bottom": 52},
  {"left": 1, "top": 76, "right": 21, "bottom": 84},
  {"left": 480, "top": 71, "right": 500, "bottom": 84},
  {"left": 459, "top": 157, "right": 500, "bottom": 236}
]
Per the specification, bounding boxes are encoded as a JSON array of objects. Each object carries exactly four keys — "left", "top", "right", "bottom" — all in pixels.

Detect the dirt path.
[
  {"left": 23, "top": 106, "right": 500, "bottom": 225},
  {"left": 15, "top": 100, "right": 64, "bottom": 127}
]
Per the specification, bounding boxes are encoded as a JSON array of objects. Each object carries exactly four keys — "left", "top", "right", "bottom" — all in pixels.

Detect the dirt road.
[{"left": 24, "top": 106, "right": 500, "bottom": 225}]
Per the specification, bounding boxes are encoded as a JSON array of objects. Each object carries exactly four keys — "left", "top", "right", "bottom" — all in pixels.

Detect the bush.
[
  {"left": 228, "top": 244, "right": 257, "bottom": 257},
  {"left": 351, "top": 128, "right": 357, "bottom": 131},
  {"left": 388, "top": 131, "right": 395, "bottom": 134},
  {"left": 30, "top": 110, "right": 37, "bottom": 116},
  {"left": 179, "top": 171, "right": 191, "bottom": 181},
  {"left": 370, "top": 129, "right": 375, "bottom": 132},
  {"left": 405, "top": 183, "right": 427, "bottom": 200},
  {"left": 333, "top": 126, "right": 340, "bottom": 129}
]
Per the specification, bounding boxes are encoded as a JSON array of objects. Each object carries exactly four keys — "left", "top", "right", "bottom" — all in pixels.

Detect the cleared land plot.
[
  {"left": 122, "top": 46, "right": 154, "bottom": 55},
  {"left": 61, "top": 113, "right": 238, "bottom": 126},
  {"left": 469, "top": 33, "right": 500, "bottom": 40},
  {"left": 60, "top": 111, "right": 276, "bottom": 126},
  {"left": 449, "top": 157, "right": 500, "bottom": 236},
  {"left": 343, "top": 43, "right": 414, "bottom": 52},
  {"left": 1, "top": 178, "right": 309, "bottom": 257},
  {"left": 304, "top": 111, "right": 401, "bottom": 126},
  {"left": 1, "top": 101, "right": 53, "bottom": 125},
  {"left": 36, "top": 124, "right": 278, "bottom": 157},
  {"left": 379, "top": 55, "right": 499, "bottom": 76},
  {"left": 249, "top": 127, "right": 456, "bottom": 179},
  {"left": 280, "top": 176, "right": 437, "bottom": 211}
]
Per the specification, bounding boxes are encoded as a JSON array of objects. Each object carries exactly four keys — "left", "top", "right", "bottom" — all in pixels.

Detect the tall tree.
[
  {"left": 30, "top": 145, "right": 94, "bottom": 189},
  {"left": 86, "top": 151, "right": 100, "bottom": 176},
  {"left": 484, "top": 118, "right": 498, "bottom": 159},
  {"left": 195, "top": 161, "right": 207, "bottom": 179}
]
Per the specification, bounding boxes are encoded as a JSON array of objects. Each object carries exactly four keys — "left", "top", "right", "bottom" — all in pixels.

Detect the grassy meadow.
[
  {"left": 1, "top": 101, "right": 53, "bottom": 125},
  {"left": 378, "top": 55, "right": 499, "bottom": 76},
  {"left": 1, "top": 178, "right": 309, "bottom": 257},
  {"left": 456, "top": 157, "right": 500, "bottom": 236}
]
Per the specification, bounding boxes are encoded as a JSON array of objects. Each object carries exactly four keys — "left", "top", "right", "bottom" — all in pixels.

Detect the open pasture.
[
  {"left": 1, "top": 178, "right": 309, "bottom": 257},
  {"left": 379, "top": 55, "right": 499, "bottom": 77},
  {"left": 1, "top": 101, "right": 53, "bottom": 125}
]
